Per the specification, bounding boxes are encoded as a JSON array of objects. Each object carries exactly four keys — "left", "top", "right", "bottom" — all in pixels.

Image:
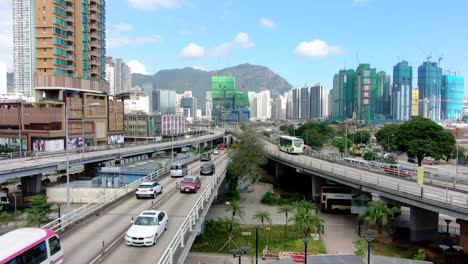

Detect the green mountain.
[{"left": 132, "top": 63, "right": 292, "bottom": 107}]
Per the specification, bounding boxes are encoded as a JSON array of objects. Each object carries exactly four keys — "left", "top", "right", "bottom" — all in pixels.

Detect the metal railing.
[
  {"left": 158, "top": 166, "right": 227, "bottom": 264},
  {"left": 41, "top": 155, "right": 200, "bottom": 232},
  {"left": 263, "top": 137, "right": 468, "bottom": 189},
  {"left": 265, "top": 145, "right": 468, "bottom": 215}
]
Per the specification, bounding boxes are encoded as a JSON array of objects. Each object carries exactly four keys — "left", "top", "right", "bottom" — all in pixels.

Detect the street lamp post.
[
  {"left": 444, "top": 219, "right": 452, "bottom": 243},
  {"left": 365, "top": 237, "right": 374, "bottom": 264},
  {"left": 65, "top": 105, "right": 70, "bottom": 210},
  {"left": 18, "top": 104, "right": 22, "bottom": 157},
  {"left": 254, "top": 224, "right": 260, "bottom": 264},
  {"left": 230, "top": 246, "right": 250, "bottom": 264},
  {"left": 439, "top": 244, "right": 463, "bottom": 264},
  {"left": 303, "top": 237, "right": 310, "bottom": 264}
]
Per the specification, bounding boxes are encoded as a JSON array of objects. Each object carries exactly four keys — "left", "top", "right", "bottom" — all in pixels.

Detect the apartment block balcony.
[
  {"left": 89, "top": 5, "right": 99, "bottom": 13},
  {"left": 65, "top": 4, "right": 74, "bottom": 13}
]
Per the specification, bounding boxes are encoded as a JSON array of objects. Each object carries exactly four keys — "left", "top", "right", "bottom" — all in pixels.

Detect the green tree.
[
  {"left": 293, "top": 207, "right": 325, "bottom": 237},
  {"left": 395, "top": 117, "right": 455, "bottom": 166},
  {"left": 359, "top": 201, "right": 400, "bottom": 234},
  {"left": 253, "top": 210, "right": 272, "bottom": 227},
  {"left": 353, "top": 237, "right": 368, "bottom": 258},
  {"left": 292, "top": 200, "right": 316, "bottom": 214},
  {"left": 26, "top": 195, "right": 56, "bottom": 227},
  {"left": 277, "top": 204, "right": 294, "bottom": 236},
  {"left": 375, "top": 123, "right": 400, "bottom": 152},
  {"left": 225, "top": 200, "right": 245, "bottom": 221},
  {"left": 446, "top": 145, "right": 465, "bottom": 162},
  {"left": 227, "top": 126, "right": 267, "bottom": 182},
  {"left": 296, "top": 122, "right": 335, "bottom": 148},
  {"left": 253, "top": 210, "right": 272, "bottom": 245},
  {"left": 333, "top": 137, "right": 353, "bottom": 155},
  {"left": 363, "top": 151, "right": 375, "bottom": 161},
  {"left": 351, "top": 130, "right": 371, "bottom": 145}
]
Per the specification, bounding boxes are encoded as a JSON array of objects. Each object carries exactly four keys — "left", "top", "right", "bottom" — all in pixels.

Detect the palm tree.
[
  {"left": 226, "top": 200, "right": 245, "bottom": 220},
  {"left": 293, "top": 207, "right": 325, "bottom": 238},
  {"left": 359, "top": 201, "right": 400, "bottom": 234},
  {"left": 253, "top": 210, "right": 272, "bottom": 246},
  {"left": 293, "top": 200, "right": 316, "bottom": 214},
  {"left": 277, "top": 204, "right": 294, "bottom": 236}
]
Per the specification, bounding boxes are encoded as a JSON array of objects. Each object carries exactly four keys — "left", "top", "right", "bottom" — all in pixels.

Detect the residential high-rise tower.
[
  {"left": 13, "top": 0, "right": 108, "bottom": 96},
  {"left": 392, "top": 60, "right": 412, "bottom": 121}
]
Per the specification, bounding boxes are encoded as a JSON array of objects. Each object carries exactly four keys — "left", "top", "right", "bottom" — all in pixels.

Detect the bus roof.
[
  {"left": 279, "top": 135, "right": 302, "bottom": 141},
  {"left": 0, "top": 228, "right": 56, "bottom": 261}
]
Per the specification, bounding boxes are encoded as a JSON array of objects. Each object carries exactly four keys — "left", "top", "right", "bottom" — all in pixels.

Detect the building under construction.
[
  {"left": 331, "top": 64, "right": 391, "bottom": 122},
  {"left": 211, "top": 76, "right": 250, "bottom": 123}
]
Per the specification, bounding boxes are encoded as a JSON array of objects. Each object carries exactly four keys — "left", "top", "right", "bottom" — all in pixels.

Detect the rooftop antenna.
[{"left": 356, "top": 52, "right": 360, "bottom": 65}]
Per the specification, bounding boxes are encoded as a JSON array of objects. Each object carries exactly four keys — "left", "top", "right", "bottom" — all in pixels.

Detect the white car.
[
  {"left": 136, "top": 181, "right": 163, "bottom": 199},
  {"left": 125, "top": 210, "right": 168, "bottom": 246},
  {"left": 213, "top": 149, "right": 220, "bottom": 155}
]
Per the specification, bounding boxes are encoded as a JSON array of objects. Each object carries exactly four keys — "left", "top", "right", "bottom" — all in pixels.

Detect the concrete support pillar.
[
  {"left": 20, "top": 174, "right": 42, "bottom": 196},
  {"left": 456, "top": 219, "right": 468, "bottom": 254},
  {"left": 84, "top": 162, "right": 100, "bottom": 178},
  {"left": 275, "top": 162, "right": 286, "bottom": 177},
  {"left": 311, "top": 175, "right": 321, "bottom": 203},
  {"left": 410, "top": 207, "right": 439, "bottom": 241}
]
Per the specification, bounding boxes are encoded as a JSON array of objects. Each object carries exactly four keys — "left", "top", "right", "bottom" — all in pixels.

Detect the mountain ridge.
[{"left": 132, "top": 63, "right": 293, "bottom": 107}]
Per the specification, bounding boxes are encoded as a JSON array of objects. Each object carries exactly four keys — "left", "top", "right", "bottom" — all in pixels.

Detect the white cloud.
[
  {"left": 294, "top": 39, "right": 344, "bottom": 57},
  {"left": 260, "top": 18, "right": 275, "bottom": 28},
  {"left": 112, "top": 23, "right": 133, "bottom": 32},
  {"left": 107, "top": 34, "right": 162, "bottom": 48},
  {"left": 128, "top": 60, "right": 149, "bottom": 75},
  {"left": 234, "top": 32, "right": 254, "bottom": 48},
  {"left": 210, "top": 32, "right": 254, "bottom": 56},
  {"left": 128, "top": 0, "right": 180, "bottom": 10},
  {"left": 0, "top": 1, "right": 13, "bottom": 71},
  {"left": 178, "top": 43, "right": 205, "bottom": 59}
]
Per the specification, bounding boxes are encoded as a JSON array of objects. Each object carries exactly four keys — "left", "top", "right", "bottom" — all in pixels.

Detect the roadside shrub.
[
  {"left": 261, "top": 191, "right": 303, "bottom": 205},
  {"left": 363, "top": 152, "right": 375, "bottom": 160}
]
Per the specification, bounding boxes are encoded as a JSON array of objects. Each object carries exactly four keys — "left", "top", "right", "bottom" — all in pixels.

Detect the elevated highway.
[
  {"left": 0, "top": 131, "right": 224, "bottom": 181},
  {"left": 57, "top": 152, "right": 229, "bottom": 264}
]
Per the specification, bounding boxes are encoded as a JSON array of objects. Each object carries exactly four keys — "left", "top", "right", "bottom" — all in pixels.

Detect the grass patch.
[
  {"left": 371, "top": 240, "right": 420, "bottom": 259},
  {"left": 192, "top": 222, "right": 326, "bottom": 255}
]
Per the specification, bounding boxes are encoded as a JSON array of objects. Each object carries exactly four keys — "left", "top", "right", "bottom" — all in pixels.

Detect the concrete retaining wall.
[{"left": 46, "top": 187, "right": 129, "bottom": 203}]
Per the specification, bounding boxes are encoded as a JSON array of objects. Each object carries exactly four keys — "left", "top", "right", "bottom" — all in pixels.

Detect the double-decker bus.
[
  {"left": 320, "top": 182, "right": 370, "bottom": 214},
  {"left": 0, "top": 228, "right": 64, "bottom": 264},
  {"left": 278, "top": 135, "right": 304, "bottom": 154}
]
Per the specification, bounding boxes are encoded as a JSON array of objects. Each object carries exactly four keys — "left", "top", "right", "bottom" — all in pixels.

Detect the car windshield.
[
  {"left": 138, "top": 184, "right": 152, "bottom": 189},
  {"left": 171, "top": 165, "right": 181, "bottom": 170},
  {"left": 183, "top": 178, "right": 197, "bottom": 183},
  {"left": 134, "top": 216, "right": 158, "bottom": 226},
  {"left": 202, "top": 164, "right": 212, "bottom": 169}
]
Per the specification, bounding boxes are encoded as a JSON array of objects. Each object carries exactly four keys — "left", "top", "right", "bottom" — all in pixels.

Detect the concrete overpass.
[
  {"left": 263, "top": 141, "right": 468, "bottom": 251},
  {"left": 0, "top": 131, "right": 225, "bottom": 194}
]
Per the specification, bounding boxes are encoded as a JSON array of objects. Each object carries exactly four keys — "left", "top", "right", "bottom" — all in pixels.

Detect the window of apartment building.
[{"left": 43, "top": 6, "right": 46, "bottom": 13}]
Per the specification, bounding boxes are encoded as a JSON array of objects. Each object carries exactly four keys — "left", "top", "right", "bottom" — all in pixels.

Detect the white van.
[{"left": 170, "top": 163, "right": 188, "bottom": 177}]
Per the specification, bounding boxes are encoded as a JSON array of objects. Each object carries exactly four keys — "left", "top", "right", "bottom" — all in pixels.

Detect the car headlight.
[{"left": 144, "top": 235, "right": 154, "bottom": 239}]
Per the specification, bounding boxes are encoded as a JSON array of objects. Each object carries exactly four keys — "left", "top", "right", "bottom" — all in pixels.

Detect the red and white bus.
[{"left": 0, "top": 228, "right": 64, "bottom": 264}]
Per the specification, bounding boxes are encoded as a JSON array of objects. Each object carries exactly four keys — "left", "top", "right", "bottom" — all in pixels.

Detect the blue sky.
[{"left": 1, "top": 0, "right": 467, "bottom": 91}]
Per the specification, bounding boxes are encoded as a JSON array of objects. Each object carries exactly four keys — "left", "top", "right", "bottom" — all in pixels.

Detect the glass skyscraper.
[{"left": 152, "top": 89, "right": 176, "bottom": 115}]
